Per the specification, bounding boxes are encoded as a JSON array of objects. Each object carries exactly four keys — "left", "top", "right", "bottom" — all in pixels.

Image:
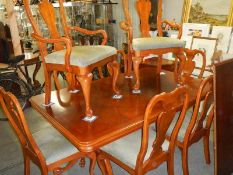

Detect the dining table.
[{"left": 30, "top": 67, "right": 202, "bottom": 153}]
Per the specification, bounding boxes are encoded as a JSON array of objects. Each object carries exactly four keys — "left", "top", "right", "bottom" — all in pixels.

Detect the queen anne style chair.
[
  {"left": 175, "top": 48, "right": 206, "bottom": 83},
  {"left": 0, "top": 87, "right": 96, "bottom": 175},
  {"left": 166, "top": 75, "right": 214, "bottom": 175},
  {"left": 97, "top": 86, "right": 190, "bottom": 175},
  {"left": 121, "top": 0, "right": 186, "bottom": 93},
  {"left": 23, "top": 0, "right": 121, "bottom": 121}
]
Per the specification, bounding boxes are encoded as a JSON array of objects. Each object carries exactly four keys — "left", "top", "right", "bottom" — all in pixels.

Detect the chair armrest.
[
  {"left": 31, "top": 33, "right": 72, "bottom": 72},
  {"left": 162, "top": 20, "right": 182, "bottom": 39},
  {"left": 67, "top": 26, "right": 107, "bottom": 45}
]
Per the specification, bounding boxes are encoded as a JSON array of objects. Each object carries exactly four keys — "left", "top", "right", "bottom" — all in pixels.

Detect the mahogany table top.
[{"left": 30, "top": 67, "right": 201, "bottom": 152}]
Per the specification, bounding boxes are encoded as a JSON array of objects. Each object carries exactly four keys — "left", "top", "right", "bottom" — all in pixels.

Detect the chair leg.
[
  {"left": 88, "top": 152, "right": 96, "bottom": 175},
  {"left": 24, "top": 155, "right": 30, "bottom": 175},
  {"left": 104, "top": 158, "right": 114, "bottom": 175},
  {"left": 182, "top": 147, "right": 189, "bottom": 175},
  {"left": 77, "top": 73, "right": 93, "bottom": 117},
  {"left": 44, "top": 70, "right": 52, "bottom": 105},
  {"left": 53, "top": 71, "right": 61, "bottom": 90},
  {"left": 66, "top": 73, "right": 78, "bottom": 91},
  {"left": 97, "top": 156, "right": 108, "bottom": 175},
  {"left": 132, "top": 57, "right": 142, "bottom": 92},
  {"left": 107, "top": 60, "right": 120, "bottom": 95},
  {"left": 157, "top": 55, "right": 162, "bottom": 74},
  {"left": 167, "top": 151, "right": 175, "bottom": 175},
  {"left": 203, "top": 133, "right": 211, "bottom": 164}
]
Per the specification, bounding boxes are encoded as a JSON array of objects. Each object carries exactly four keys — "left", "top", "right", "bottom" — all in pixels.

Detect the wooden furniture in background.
[
  {"left": 18, "top": 52, "right": 42, "bottom": 88},
  {"left": 167, "top": 75, "right": 214, "bottom": 175},
  {"left": 177, "top": 48, "right": 206, "bottom": 81},
  {"left": 97, "top": 86, "right": 189, "bottom": 175},
  {"left": 120, "top": 0, "right": 186, "bottom": 93},
  {"left": 213, "top": 58, "right": 233, "bottom": 175},
  {"left": 23, "top": 0, "right": 121, "bottom": 121},
  {"left": 0, "top": 87, "right": 96, "bottom": 175}
]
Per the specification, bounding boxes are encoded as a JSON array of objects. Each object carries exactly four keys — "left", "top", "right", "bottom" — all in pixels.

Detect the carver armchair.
[
  {"left": 23, "top": 0, "right": 121, "bottom": 121},
  {"left": 121, "top": 0, "right": 186, "bottom": 93}
]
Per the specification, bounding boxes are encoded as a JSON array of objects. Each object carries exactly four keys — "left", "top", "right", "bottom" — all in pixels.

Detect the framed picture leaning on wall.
[
  {"left": 182, "top": 0, "right": 233, "bottom": 26},
  {"left": 191, "top": 36, "right": 218, "bottom": 67}
]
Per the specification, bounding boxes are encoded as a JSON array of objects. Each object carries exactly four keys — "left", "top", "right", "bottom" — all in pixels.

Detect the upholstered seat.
[
  {"left": 33, "top": 126, "right": 78, "bottom": 164},
  {"left": 101, "top": 125, "right": 169, "bottom": 168},
  {"left": 45, "top": 45, "right": 117, "bottom": 67},
  {"left": 132, "top": 37, "right": 185, "bottom": 51}
]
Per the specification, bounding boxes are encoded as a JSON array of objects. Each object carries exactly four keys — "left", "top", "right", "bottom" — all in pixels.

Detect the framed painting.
[
  {"left": 191, "top": 36, "right": 218, "bottom": 67},
  {"left": 182, "top": 0, "right": 233, "bottom": 26}
]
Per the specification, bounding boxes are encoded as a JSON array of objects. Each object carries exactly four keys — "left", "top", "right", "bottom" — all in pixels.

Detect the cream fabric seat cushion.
[
  {"left": 45, "top": 45, "right": 117, "bottom": 67},
  {"left": 33, "top": 126, "right": 79, "bottom": 165},
  {"left": 132, "top": 37, "right": 185, "bottom": 51},
  {"left": 101, "top": 125, "right": 169, "bottom": 169}
]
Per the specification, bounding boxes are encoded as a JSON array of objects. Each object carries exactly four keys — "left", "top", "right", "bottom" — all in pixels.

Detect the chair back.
[
  {"left": 135, "top": 86, "right": 189, "bottom": 171},
  {"left": 0, "top": 87, "right": 46, "bottom": 166},
  {"left": 121, "top": 0, "right": 163, "bottom": 38},
  {"left": 185, "top": 76, "right": 213, "bottom": 142},
  {"left": 175, "top": 48, "right": 206, "bottom": 80},
  {"left": 23, "top": 0, "right": 69, "bottom": 52}
]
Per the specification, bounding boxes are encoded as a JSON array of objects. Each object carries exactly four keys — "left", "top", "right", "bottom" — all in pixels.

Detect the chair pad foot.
[
  {"left": 69, "top": 89, "right": 80, "bottom": 94},
  {"left": 82, "top": 115, "right": 97, "bottom": 122},
  {"left": 132, "top": 89, "right": 141, "bottom": 94},
  {"left": 42, "top": 102, "right": 55, "bottom": 107},
  {"left": 112, "top": 94, "right": 123, "bottom": 100},
  {"left": 125, "top": 75, "right": 133, "bottom": 79}
]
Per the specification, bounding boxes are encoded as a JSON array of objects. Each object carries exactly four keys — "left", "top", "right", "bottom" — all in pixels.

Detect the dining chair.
[
  {"left": 120, "top": 0, "right": 186, "bottom": 93},
  {"left": 0, "top": 87, "right": 96, "bottom": 175},
  {"left": 174, "top": 48, "right": 206, "bottom": 83},
  {"left": 166, "top": 75, "right": 214, "bottom": 175},
  {"left": 97, "top": 86, "right": 190, "bottom": 175},
  {"left": 23, "top": 0, "right": 121, "bottom": 121}
]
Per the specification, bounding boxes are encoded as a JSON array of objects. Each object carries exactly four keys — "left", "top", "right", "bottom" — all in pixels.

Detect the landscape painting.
[{"left": 184, "top": 0, "right": 233, "bottom": 26}]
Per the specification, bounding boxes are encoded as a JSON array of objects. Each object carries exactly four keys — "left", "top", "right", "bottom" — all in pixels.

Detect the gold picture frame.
[{"left": 182, "top": 0, "right": 233, "bottom": 26}]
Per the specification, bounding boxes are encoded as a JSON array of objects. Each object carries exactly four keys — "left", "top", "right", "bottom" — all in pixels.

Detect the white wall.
[{"left": 163, "top": 0, "right": 184, "bottom": 23}]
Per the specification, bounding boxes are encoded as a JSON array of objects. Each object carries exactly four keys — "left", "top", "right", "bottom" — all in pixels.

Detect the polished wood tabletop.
[{"left": 30, "top": 67, "right": 201, "bottom": 153}]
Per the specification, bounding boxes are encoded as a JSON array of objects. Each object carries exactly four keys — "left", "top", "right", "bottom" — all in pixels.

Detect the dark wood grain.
[
  {"left": 30, "top": 67, "right": 201, "bottom": 153},
  {"left": 214, "top": 59, "right": 233, "bottom": 175}
]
